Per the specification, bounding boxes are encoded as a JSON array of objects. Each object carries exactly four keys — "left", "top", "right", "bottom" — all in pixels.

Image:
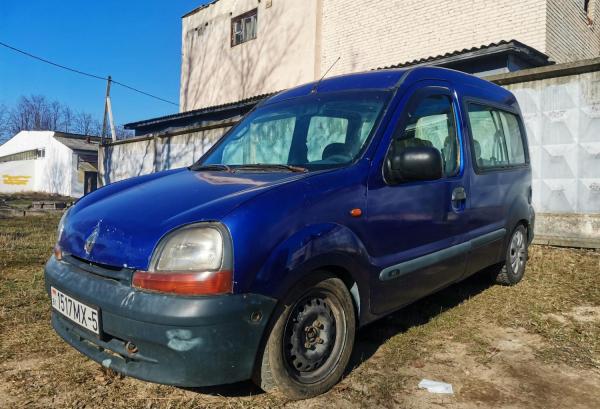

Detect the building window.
[
  {"left": 0, "top": 148, "right": 45, "bottom": 163},
  {"left": 584, "top": 0, "right": 594, "bottom": 21},
  {"left": 231, "top": 9, "right": 257, "bottom": 47}
]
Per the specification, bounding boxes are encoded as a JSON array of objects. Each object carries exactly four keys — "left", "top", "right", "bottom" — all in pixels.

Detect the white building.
[{"left": 0, "top": 131, "right": 100, "bottom": 198}]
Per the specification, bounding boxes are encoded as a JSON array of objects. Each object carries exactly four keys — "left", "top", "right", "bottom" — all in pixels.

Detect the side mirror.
[{"left": 387, "top": 146, "right": 443, "bottom": 183}]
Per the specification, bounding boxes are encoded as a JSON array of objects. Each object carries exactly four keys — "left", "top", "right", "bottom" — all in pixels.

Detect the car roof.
[{"left": 265, "top": 66, "right": 514, "bottom": 106}]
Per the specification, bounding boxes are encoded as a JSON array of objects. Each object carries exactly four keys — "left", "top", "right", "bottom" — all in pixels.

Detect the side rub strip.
[{"left": 379, "top": 228, "right": 506, "bottom": 281}]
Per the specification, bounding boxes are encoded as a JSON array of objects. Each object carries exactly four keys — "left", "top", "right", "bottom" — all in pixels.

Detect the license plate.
[{"left": 51, "top": 287, "right": 100, "bottom": 335}]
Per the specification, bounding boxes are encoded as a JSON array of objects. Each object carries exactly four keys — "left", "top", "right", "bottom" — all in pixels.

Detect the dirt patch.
[
  {"left": 386, "top": 326, "right": 600, "bottom": 409},
  {"left": 545, "top": 305, "right": 600, "bottom": 325},
  {"left": 0, "top": 356, "right": 50, "bottom": 376},
  {"left": 545, "top": 312, "right": 569, "bottom": 325},
  {"left": 569, "top": 306, "right": 600, "bottom": 323},
  {"left": 483, "top": 326, "right": 545, "bottom": 360},
  {"left": 285, "top": 324, "right": 600, "bottom": 409},
  {"left": 0, "top": 382, "right": 18, "bottom": 409}
]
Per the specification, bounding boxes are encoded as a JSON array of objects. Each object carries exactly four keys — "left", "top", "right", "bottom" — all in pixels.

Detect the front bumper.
[{"left": 44, "top": 256, "right": 277, "bottom": 387}]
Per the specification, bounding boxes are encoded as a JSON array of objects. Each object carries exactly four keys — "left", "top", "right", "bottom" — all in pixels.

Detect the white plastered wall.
[
  {"left": 0, "top": 131, "right": 78, "bottom": 197},
  {"left": 180, "top": 0, "right": 319, "bottom": 110},
  {"left": 507, "top": 71, "right": 600, "bottom": 215}
]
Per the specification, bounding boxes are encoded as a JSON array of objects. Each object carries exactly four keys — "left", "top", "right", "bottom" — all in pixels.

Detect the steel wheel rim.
[
  {"left": 282, "top": 289, "right": 347, "bottom": 384},
  {"left": 510, "top": 230, "right": 525, "bottom": 274}
]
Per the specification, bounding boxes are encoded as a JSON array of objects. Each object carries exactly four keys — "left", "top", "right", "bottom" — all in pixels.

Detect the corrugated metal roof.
[
  {"left": 377, "top": 39, "right": 551, "bottom": 70},
  {"left": 124, "top": 92, "right": 276, "bottom": 129},
  {"left": 53, "top": 133, "right": 100, "bottom": 152}
]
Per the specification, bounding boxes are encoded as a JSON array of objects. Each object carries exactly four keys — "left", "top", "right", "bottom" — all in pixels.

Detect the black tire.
[
  {"left": 253, "top": 273, "right": 356, "bottom": 400},
  {"left": 493, "top": 225, "right": 528, "bottom": 286}
]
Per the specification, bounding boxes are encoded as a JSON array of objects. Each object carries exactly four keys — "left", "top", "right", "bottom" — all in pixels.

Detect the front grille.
[
  {"left": 70, "top": 254, "right": 122, "bottom": 271},
  {"left": 63, "top": 254, "right": 135, "bottom": 285}
]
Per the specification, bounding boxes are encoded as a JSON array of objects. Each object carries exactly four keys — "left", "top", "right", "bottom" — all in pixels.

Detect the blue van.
[{"left": 46, "top": 67, "right": 534, "bottom": 399}]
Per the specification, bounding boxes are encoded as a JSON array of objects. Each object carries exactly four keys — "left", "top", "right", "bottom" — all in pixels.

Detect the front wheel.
[
  {"left": 493, "top": 224, "right": 528, "bottom": 285},
  {"left": 253, "top": 273, "right": 356, "bottom": 400}
]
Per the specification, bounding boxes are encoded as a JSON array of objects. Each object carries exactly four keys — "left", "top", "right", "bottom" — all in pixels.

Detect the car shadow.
[
  {"left": 348, "top": 269, "right": 494, "bottom": 371},
  {"left": 182, "top": 380, "right": 263, "bottom": 398},
  {"left": 182, "top": 269, "right": 495, "bottom": 398}
]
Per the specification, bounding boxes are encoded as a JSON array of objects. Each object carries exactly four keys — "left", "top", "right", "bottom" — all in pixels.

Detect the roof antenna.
[{"left": 312, "top": 56, "right": 340, "bottom": 93}]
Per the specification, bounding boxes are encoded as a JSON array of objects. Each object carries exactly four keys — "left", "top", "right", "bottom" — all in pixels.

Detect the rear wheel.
[
  {"left": 493, "top": 225, "right": 528, "bottom": 285},
  {"left": 253, "top": 273, "right": 356, "bottom": 400}
]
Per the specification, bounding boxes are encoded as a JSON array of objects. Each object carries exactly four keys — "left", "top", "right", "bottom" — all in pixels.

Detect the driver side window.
[{"left": 391, "top": 94, "right": 459, "bottom": 177}]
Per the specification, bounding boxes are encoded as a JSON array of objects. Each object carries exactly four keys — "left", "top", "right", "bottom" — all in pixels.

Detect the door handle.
[
  {"left": 451, "top": 187, "right": 467, "bottom": 212},
  {"left": 452, "top": 187, "right": 467, "bottom": 202}
]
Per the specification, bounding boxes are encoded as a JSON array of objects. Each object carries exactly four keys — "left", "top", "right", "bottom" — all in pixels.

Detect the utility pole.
[{"left": 101, "top": 76, "right": 117, "bottom": 142}]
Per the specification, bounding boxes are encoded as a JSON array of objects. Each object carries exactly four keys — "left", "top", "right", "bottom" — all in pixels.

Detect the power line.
[
  {"left": 110, "top": 79, "right": 178, "bottom": 106},
  {"left": 0, "top": 40, "right": 179, "bottom": 107}
]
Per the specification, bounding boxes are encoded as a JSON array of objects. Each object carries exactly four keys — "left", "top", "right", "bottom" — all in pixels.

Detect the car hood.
[{"left": 59, "top": 168, "right": 306, "bottom": 269}]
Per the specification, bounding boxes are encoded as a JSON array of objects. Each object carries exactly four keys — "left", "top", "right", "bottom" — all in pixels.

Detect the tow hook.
[{"left": 125, "top": 341, "right": 138, "bottom": 354}]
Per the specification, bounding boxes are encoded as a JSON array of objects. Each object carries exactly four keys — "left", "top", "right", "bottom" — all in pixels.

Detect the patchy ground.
[
  {"left": 0, "top": 193, "right": 74, "bottom": 218},
  {"left": 0, "top": 192, "right": 74, "bottom": 209},
  {"left": 0, "top": 215, "right": 599, "bottom": 408}
]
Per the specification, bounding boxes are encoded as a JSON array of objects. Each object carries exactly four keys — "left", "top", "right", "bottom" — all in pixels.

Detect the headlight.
[
  {"left": 132, "top": 223, "right": 233, "bottom": 296},
  {"left": 154, "top": 226, "right": 223, "bottom": 271},
  {"left": 57, "top": 206, "right": 71, "bottom": 242},
  {"left": 54, "top": 206, "right": 72, "bottom": 261}
]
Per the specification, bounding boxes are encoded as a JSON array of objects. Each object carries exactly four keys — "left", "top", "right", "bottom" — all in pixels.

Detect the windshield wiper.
[
  {"left": 234, "top": 164, "right": 308, "bottom": 173},
  {"left": 189, "top": 164, "right": 233, "bottom": 172}
]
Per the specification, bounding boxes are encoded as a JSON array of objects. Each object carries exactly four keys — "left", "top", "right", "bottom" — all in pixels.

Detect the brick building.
[{"left": 180, "top": 0, "right": 600, "bottom": 110}]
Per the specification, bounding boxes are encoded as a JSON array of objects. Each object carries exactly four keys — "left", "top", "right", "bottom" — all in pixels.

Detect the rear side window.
[
  {"left": 393, "top": 94, "right": 459, "bottom": 177},
  {"left": 467, "top": 104, "right": 526, "bottom": 170}
]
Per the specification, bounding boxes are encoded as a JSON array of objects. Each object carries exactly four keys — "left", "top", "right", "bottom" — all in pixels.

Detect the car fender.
[{"left": 250, "top": 222, "right": 373, "bottom": 323}]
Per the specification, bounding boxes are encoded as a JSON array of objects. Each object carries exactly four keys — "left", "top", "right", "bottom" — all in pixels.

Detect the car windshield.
[{"left": 197, "top": 90, "right": 390, "bottom": 171}]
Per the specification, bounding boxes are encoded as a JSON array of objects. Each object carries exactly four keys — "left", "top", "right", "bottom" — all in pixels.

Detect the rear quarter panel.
[{"left": 456, "top": 83, "right": 533, "bottom": 275}]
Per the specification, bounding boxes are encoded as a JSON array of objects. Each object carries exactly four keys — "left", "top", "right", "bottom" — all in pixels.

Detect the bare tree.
[
  {"left": 7, "top": 97, "right": 31, "bottom": 135},
  {"left": 2, "top": 94, "right": 134, "bottom": 140},
  {"left": 48, "top": 100, "right": 62, "bottom": 131},
  {"left": 74, "top": 111, "right": 95, "bottom": 135},
  {"left": 0, "top": 104, "right": 8, "bottom": 144},
  {"left": 91, "top": 118, "right": 103, "bottom": 137},
  {"left": 28, "top": 95, "right": 50, "bottom": 130},
  {"left": 7, "top": 95, "right": 52, "bottom": 134},
  {"left": 115, "top": 125, "right": 134, "bottom": 139},
  {"left": 61, "top": 105, "right": 75, "bottom": 132}
]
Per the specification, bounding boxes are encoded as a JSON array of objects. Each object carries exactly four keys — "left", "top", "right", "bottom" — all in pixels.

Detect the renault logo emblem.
[{"left": 84, "top": 224, "right": 100, "bottom": 255}]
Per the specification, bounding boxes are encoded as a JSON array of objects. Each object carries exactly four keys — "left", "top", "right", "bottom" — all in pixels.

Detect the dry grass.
[{"left": 1, "top": 215, "right": 599, "bottom": 408}]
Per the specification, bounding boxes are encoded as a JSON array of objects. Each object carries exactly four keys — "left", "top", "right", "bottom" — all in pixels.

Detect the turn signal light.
[
  {"left": 54, "top": 245, "right": 63, "bottom": 261},
  {"left": 350, "top": 208, "right": 363, "bottom": 217},
  {"left": 132, "top": 270, "right": 232, "bottom": 295}
]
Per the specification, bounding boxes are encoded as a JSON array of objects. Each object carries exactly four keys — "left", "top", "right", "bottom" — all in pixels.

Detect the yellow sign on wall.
[{"left": 2, "top": 175, "right": 31, "bottom": 185}]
